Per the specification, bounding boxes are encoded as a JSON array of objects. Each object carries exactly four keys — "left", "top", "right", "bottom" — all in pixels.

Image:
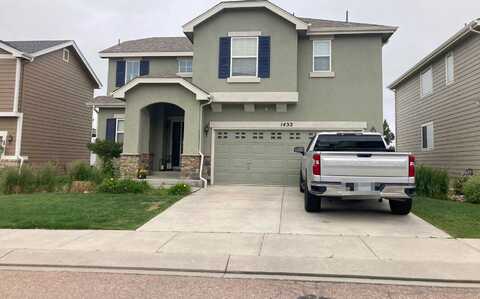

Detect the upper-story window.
[
  {"left": 445, "top": 52, "right": 454, "bottom": 85},
  {"left": 420, "top": 67, "right": 433, "bottom": 97},
  {"left": 125, "top": 60, "right": 140, "bottom": 82},
  {"left": 313, "top": 40, "right": 331, "bottom": 72},
  {"left": 62, "top": 49, "right": 70, "bottom": 63},
  {"left": 231, "top": 37, "right": 258, "bottom": 77},
  {"left": 177, "top": 58, "right": 193, "bottom": 73}
]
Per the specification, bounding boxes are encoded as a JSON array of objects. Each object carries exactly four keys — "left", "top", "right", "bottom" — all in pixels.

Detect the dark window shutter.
[
  {"left": 140, "top": 60, "right": 149, "bottom": 76},
  {"left": 115, "top": 61, "right": 126, "bottom": 87},
  {"left": 106, "top": 118, "right": 117, "bottom": 141},
  {"left": 258, "top": 36, "right": 271, "bottom": 78},
  {"left": 218, "top": 37, "right": 231, "bottom": 79}
]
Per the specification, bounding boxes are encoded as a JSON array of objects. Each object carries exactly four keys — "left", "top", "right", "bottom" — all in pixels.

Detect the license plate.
[{"left": 357, "top": 183, "right": 372, "bottom": 192}]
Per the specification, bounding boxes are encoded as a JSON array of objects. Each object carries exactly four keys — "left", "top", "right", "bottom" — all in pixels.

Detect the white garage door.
[{"left": 214, "top": 130, "right": 315, "bottom": 186}]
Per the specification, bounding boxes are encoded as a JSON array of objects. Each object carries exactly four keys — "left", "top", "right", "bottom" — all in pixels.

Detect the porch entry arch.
[{"left": 119, "top": 83, "right": 203, "bottom": 177}]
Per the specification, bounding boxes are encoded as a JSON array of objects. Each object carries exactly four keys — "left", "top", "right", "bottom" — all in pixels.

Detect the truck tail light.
[
  {"left": 312, "top": 153, "right": 321, "bottom": 176},
  {"left": 409, "top": 155, "right": 415, "bottom": 178}
]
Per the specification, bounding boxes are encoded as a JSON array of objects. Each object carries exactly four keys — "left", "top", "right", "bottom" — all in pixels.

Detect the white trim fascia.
[
  {"left": 210, "top": 92, "right": 298, "bottom": 103},
  {"left": 0, "top": 54, "right": 15, "bottom": 59},
  {"left": 228, "top": 31, "right": 262, "bottom": 37},
  {"left": 0, "top": 112, "right": 22, "bottom": 117},
  {"left": 30, "top": 41, "right": 102, "bottom": 88},
  {"left": 182, "top": 0, "right": 308, "bottom": 32},
  {"left": 227, "top": 77, "right": 261, "bottom": 83},
  {"left": 310, "top": 71, "right": 335, "bottom": 78},
  {"left": 13, "top": 58, "right": 22, "bottom": 113},
  {"left": 99, "top": 52, "right": 194, "bottom": 58},
  {"left": 307, "top": 30, "right": 396, "bottom": 36},
  {"left": 209, "top": 121, "right": 367, "bottom": 131},
  {"left": 111, "top": 77, "right": 210, "bottom": 101},
  {"left": 176, "top": 72, "right": 193, "bottom": 78},
  {"left": 0, "top": 42, "right": 32, "bottom": 60},
  {"left": 92, "top": 104, "right": 125, "bottom": 108}
]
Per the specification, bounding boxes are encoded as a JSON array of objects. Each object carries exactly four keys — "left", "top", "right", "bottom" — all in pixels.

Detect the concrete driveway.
[{"left": 138, "top": 185, "right": 449, "bottom": 238}]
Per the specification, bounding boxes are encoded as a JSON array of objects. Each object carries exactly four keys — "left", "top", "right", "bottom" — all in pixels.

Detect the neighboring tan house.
[
  {"left": 0, "top": 40, "right": 101, "bottom": 168},
  {"left": 389, "top": 19, "right": 480, "bottom": 176},
  {"left": 93, "top": 0, "right": 397, "bottom": 186}
]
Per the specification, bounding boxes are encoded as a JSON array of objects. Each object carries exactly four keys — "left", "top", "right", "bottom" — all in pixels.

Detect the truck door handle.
[{"left": 357, "top": 154, "right": 372, "bottom": 158}]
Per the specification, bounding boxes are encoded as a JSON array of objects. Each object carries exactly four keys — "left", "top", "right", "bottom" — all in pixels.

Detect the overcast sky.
[{"left": 1, "top": 0, "right": 479, "bottom": 130}]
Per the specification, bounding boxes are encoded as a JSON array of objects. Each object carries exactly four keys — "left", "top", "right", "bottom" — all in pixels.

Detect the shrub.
[
  {"left": 97, "top": 178, "right": 151, "bottom": 194},
  {"left": 168, "top": 183, "right": 191, "bottom": 196},
  {"left": 415, "top": 165, "right": 449, "bottom": 199},
  {"left": 463, "top": 176, "right": 480, "bottom": 204},
  {"left": 36, "top": 163, "right": 58, "bottom": 192},
  {"left": 453, "top": 176, "right": 470, "bottom": 195},
  {"left": 0, "top": 166, "right": 36, "bottom": 194},
  {"left": 87, "top": 140, "right": 122, "bottom": 177},
  {"left": 69, "top": 161, "right": 102, "bottom": 183}
]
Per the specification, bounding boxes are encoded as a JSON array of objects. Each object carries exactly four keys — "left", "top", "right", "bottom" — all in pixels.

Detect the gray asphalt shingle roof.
[
  {"left": 300, "top": 17, "right": 397, "bottom": 32},
  {"left": 2, "top": 40, "right": 70, "bottom": 54},
  {"left": 100, "top": 37, "right": 193, "bottom": 54}
]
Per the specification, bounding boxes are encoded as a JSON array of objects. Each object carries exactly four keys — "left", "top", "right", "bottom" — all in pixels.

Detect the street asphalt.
[{"left": 0, "top": 270, "right": 479, "bottom": 299}]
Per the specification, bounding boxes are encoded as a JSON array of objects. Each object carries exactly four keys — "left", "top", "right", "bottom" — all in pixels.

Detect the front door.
[{"left": 171, "top": 121, "right": 184, "bottom": 168}]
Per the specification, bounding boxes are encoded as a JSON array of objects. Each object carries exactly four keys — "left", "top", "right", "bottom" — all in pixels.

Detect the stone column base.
[
  {"left": 181, "top": 155, "right": 201, "bottom": 179},
  {"left": 120, "top": 154, "right": 141, "bottom": 178}
]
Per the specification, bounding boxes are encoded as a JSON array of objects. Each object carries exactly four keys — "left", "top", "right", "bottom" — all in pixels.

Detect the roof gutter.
[{"left": 388, "top": 19, "right": 480, "bottom": 90}]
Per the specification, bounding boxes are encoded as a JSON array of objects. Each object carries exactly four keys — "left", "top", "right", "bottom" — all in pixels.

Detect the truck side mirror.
[{"left": 294, "top": 146, "right": 305, "bottom": 155}]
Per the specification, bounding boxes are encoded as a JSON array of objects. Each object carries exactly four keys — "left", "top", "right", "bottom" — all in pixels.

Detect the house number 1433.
[{"left": 280, "top": 122, "right": 294, "bottom": 127}]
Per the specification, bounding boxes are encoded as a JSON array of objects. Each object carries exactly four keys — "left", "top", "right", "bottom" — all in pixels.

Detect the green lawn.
[
  {"left": 0, "top": 191, "right": 184, "bottom": 230},
  {"left": 413, "top": 197, "right": 480, "bottom": 238}
]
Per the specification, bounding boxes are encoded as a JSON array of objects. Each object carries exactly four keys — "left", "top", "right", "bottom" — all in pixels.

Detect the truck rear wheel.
[
  {"left": 304, "top": 189, "right": 321, "bottom": 212},
  {"left": 389, "top": 198, "right": 412, "bottom": 215}
]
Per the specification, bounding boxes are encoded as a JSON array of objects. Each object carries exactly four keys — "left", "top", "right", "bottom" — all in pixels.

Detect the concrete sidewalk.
[{"left": 0, "top": 229, "right": 480, "bottom": 286}]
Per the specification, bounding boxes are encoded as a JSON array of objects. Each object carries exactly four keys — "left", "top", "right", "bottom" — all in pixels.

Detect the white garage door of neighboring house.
[{"left": 214, "top": 130, "right": 316, "bottom": 186}]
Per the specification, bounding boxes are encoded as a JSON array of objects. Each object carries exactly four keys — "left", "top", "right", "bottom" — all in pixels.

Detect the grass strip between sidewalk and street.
[
  {"left": 413, "top": 196, "right": 480, "bottom": 239},
  {"left": 0, "top": 190, "right": 184, "bottom": 230}
]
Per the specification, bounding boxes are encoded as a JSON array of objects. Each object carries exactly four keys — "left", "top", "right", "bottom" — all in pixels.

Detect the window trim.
[
  {"left": 177, "top": 57, "right": 193, "bottom": 77},
  {"left": 421, "top": 122, "right": 434, "bottom": 151},
  {"left": 420, "top": 66, "right": 434, "bottom": 98},
  {"left": 445, "top": 52, "right": 454, "bottom": 85},
  {"left": 312, "top": 39, "right": 332, "bottom": 73},
  {"left": 115, "top": 118, "right": 125, "bottom": 143},
  {"left": 230, "top": 36, "right": 259, "bottom": 78},
  {"left": 125, "top": 59, "right": 140, "bottom": 83},
  {"left": 62, "top": 49, "right": 70, "bottom": 62}
]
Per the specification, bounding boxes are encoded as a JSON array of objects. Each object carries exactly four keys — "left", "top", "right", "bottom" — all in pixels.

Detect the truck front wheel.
[
  {"left": 389, "top": 198, "right": 412, "bottom": 215},
  {"left": 304, "top": 189, "right": 322, "bottom": 212}
]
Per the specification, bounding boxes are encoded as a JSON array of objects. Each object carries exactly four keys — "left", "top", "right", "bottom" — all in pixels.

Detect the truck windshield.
[{"left": 314, "top": 135, "right": 387, "bottom": 152}]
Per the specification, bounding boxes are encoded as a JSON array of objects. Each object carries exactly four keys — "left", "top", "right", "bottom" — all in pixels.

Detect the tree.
[
  {"left": 383, "top": 119, "right": 395, "bottom": 146},
  {"left": 87, "top": 140, "right": 122, "bottom": 177}
]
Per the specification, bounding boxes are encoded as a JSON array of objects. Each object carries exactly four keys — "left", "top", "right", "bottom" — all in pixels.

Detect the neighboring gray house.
[
  {"left": 93, "top": 0, "right": 396, "bottom": 186},
  {"left": 389, "top": 19, "right": 480, "bottom": 176}
]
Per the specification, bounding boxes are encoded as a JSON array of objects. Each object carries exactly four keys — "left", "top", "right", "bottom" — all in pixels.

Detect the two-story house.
[
  {"left": 389, "top": 19, "right": 480, "bottom": 176},
  {"left": 0, "top": 40, "right": 101, "bottom": 168},
  {"left": 93, "top": 0, "right": 396, "bottom": 186}
]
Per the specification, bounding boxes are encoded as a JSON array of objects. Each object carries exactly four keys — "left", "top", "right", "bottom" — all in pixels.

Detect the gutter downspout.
[
  {"left": 13, "top": 57, "right": 24, "bottom": 168},
  {"left": 198, "top": 96, "right": 213, "bottom": 188}
]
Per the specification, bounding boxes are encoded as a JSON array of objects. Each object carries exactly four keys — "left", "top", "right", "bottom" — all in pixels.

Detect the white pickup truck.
[{"left": 294, "top": 132, "right": 416, "bottom": 215}]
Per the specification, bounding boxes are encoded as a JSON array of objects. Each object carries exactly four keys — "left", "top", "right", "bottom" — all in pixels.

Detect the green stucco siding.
[
  {"left": 192, "top": 7, "right": 298, "bottom": 92},
  {"left": 122, "top": 84, "right": 200, "bottom": 155},
  {"left": 107, "top": 57, "right": 181, "bottom": 94}
]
